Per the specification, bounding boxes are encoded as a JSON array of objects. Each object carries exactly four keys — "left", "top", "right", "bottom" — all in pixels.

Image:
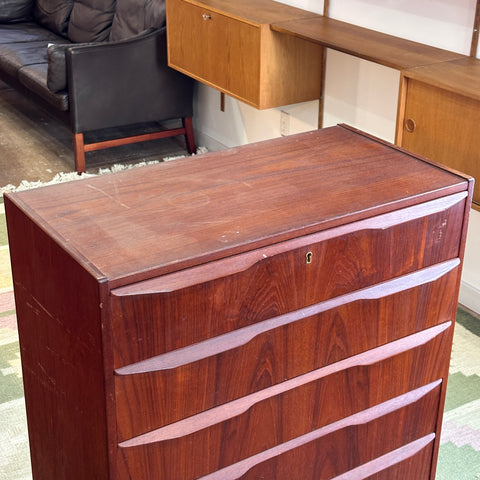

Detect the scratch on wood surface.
[{"left": 86, "top": 184, "right": 131, "bottom": 209}]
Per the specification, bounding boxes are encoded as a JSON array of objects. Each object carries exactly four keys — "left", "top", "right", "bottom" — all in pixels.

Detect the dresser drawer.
[
  {"left": 204, "top": 391, "right": 438, "bottom": 480},
  {"left": 114, "top": 264, "right": 459, "bottom": 440},
  {"left": 110, "top": 194, "right": 465, "bottom": 369},
  {"left": 115, "top": 323, "right": 448, "bottom": 479},
  {"left": 362, "top": 445, "right": 434, "bottom": 480}
]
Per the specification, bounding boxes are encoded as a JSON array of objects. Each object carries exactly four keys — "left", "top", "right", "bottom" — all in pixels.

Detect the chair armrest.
[{"left": 66, "top": 28, "right": 195, "bottom": 133}]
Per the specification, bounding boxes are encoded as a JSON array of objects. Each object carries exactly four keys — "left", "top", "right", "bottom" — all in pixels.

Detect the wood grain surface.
[{"left": 6, "top": 126, "right": 469, "bottom": 288}]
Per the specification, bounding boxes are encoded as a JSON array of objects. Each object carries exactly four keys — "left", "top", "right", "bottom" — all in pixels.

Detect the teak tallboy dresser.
[{"left": 5, "top": 125, "right": 473, "bottom": 479}]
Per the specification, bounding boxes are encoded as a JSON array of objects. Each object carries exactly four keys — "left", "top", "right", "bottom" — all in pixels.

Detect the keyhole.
[{"left": 306, "top": 252, "right": 313, "bottom": 264}]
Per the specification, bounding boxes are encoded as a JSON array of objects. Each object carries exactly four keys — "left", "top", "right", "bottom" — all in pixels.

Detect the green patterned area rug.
[{"left": 1, "top": 194, "right": 479, "bottom": 479}]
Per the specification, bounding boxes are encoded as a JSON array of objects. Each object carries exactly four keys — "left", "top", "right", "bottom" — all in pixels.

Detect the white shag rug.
[{"left": 1, "top": 147, "right": 208, "bottom": 196}]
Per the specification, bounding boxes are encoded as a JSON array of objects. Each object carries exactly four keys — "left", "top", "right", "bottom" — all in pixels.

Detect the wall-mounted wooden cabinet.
[
  {"left": 397, "top": 58, "right": 480, "bottom": 210},
  {"left": 166, "top": 0, "right": 324, "bottom": 109}
]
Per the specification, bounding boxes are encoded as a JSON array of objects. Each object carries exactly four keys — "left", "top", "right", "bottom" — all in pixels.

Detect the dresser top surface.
[{"left": 7, "top": 125, "right": 469, "bottom": 287}]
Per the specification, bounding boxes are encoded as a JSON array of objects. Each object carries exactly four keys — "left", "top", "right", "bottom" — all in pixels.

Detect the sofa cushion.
[
  {"left": 68, "top": 0, "right": 116, "bottom": 43},
  {"left": 18, "top": 62, "right": 69, "bottom": 111},
  {"left": 34, "top": 0, "right": 73, "bottom": 37},
  {"left": 0, "top": 23, "right": 66, "bottom": 79},
  {"left": 109, "top": 0, "right": 165, "bottom": 41},
  {"left": 0, "top": 22, "right": 63, "bottom": 43},
  {"left": 0, "top": 41, "right": 48, "bottom": 78},
  {"left": 46, "top": 42, "right": 72, "bottom": 92},
  {"left": 0, "top": 0, "right": 33, "bottom": 23}
]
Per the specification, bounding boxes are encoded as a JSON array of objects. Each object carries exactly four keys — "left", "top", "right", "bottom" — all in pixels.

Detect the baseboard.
[{"left": 459, "top": 280, "right": 480, "bottom": 316}]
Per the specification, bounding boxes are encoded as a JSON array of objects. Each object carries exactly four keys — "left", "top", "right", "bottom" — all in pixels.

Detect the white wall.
[
  {"left": 194, "top": 85, "right": 320, "bottom": 150},
  {"left": 322, "top": 51, "right": 399, "bottom": 142},
  {"left": 193, "top": 0, "right": 480, "bottom": 314},
  {"left": 328, "top": 0, "right": 476, "bottom": 53},
  {"left": 460, "top": 209, "right": 480, "bottom": 313}
]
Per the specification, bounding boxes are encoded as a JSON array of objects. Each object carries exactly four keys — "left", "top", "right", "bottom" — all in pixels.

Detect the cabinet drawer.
[
  {"left": 110, "top": 194, "right": 465, "bottom": 369},
  {"left": 114, "top": 266, "right": 459, "bottom": 440},
  {"left": 167, "top": 0, "right": 261, "bottom": 105},
  {"left": 115, "top": 324, "right": 448, "bottom": 479}
]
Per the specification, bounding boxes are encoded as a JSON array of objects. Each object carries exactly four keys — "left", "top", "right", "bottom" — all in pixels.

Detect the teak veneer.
[
  {"left": 271, "top": 15, "right": 463, "bottom": 71},
  {"left": 5, "top": 125, "right": 473, "bottom": 479}
]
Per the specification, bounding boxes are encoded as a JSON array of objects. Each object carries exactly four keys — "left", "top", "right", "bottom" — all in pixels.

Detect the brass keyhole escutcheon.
[{"left": 306, "top": 251, "right": 313, "bottom": 264}]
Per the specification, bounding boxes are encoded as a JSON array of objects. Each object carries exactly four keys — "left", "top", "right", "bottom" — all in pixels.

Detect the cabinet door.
[
  {"left": 400, "top": 79, "right": 480, "bottom": 208},
  {"left": 167, "top": 0, "right": 261, "bottom": 106}
]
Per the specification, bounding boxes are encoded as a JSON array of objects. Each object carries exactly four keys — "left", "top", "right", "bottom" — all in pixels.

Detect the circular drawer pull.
[
  {"left": 405, "top": 118, "right": 416, "bottom": 133},
  {"left": 202, "top": 13, "right": 212, "bottom": 20}
]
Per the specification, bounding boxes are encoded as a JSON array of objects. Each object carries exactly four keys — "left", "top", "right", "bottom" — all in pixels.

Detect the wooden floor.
[{"left": 0, "top": 80, "right": 192, "bottom": 187}]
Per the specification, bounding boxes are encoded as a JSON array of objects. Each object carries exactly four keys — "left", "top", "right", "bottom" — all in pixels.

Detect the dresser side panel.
[{"left": 4, "top": 196, "right": 112, "bottom": 480}]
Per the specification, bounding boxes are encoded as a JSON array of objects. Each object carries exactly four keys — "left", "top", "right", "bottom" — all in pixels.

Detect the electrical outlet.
[{"left": 280, "top": 111, "right": 290, "bottom": 136}]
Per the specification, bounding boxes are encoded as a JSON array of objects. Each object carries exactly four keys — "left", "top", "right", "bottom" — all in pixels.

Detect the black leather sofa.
[{"left": 0, "top": 0, "right": 196, "bottom": 173}]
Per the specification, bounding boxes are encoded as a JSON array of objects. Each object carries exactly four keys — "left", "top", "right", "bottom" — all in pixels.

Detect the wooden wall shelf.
[
  {"left": 271, "top": 16, "right": 464, "bottom": 71},
  {"left": 401, "top": 57, "right": 480, "bottom": 103}
]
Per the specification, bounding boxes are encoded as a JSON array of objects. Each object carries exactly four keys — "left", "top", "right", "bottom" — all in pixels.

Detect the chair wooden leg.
[
  {"left": 183, "top": 117, "right": 196, "bottom": 154},
  {"left": 73, "top": 133, "right": 86, "bottom": 174},
  {"left": 72, "top": 120, "right": 195, "bottom": 172}
]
